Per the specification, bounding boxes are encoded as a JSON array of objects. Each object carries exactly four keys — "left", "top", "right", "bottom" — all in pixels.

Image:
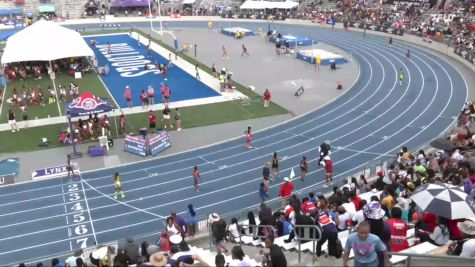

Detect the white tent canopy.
[
  {"left": 240, "top": 0, "right": 299, "bottom": 10},
  {"left": 183, "top": 0, "right": 196, "bottom": 4},
  {"left": 1, "top": 20, "right": 95, "bottom": 64}
]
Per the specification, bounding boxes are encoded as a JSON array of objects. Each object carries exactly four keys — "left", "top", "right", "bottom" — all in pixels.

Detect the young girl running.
[
  {"left": 193, "top": 166, "right": 201, "bottom": 192},
  {"left": 113, "top": 172, "right": 125, "bottom": 199},
  {"left": 245, "top": 126, "right": 253, "bottom": 149}
]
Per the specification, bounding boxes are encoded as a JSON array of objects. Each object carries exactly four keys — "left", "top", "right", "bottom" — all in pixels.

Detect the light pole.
[
  {"left": 147, "top": 0, "right": 153, "bottom": 30},
  {"left": 158, "top": 0, "right": 163, "bottom": 34}
]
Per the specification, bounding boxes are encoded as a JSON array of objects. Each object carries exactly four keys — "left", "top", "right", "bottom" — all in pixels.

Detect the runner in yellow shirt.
[{"left": 113, "top": 172, "right": 125, "bottom": 199}]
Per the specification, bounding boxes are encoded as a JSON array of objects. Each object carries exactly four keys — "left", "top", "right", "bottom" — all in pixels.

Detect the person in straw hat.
[
  {"left": 149, "top": 251, "right": 168, "bottom": 267},
  {"left": 456, "top": 219, "right": 475, "bottom": 257},
  {"left": 210, "top": 213, "right": 229, "bottom": 253}
]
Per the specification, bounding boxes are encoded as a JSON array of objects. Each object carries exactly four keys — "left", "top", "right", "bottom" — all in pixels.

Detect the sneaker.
[
  {"left": 323, "top": 184, "right": 329, "bottom": 188},
  {"left": 114, "top": 194, "right": 118, "bottom": 200},
  {"left": 284, "top": 239, "right": 292, "bottom": 243},
  {"left": 177, "top": 128, "right": 182, "bottom": 131},
  {"left": 121, "top": 194, "right": 125, "bottom": 199},
  {"left": 11, "top": 130, "right": 14, "bottom": 133},
  {"left": 170, "top": 125, "right": 173, "bottom": 128},
  {"left": 164, "top": 125, "right": 167, "bottom": 129}
]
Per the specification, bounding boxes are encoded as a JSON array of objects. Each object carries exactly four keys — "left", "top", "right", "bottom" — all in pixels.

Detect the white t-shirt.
[
  {"left": 460, "top": 238, "right": 475, "bottom": 258},
  {"left": 228, "top": 258, "right": 252, "bottom": 267},
  {"left": 167, "top": 224, "right": 181, "bottom": 235},
  {"left": 65, "top": 255, "right": 82, "bottom": 267},
  {"left": 352, "top": 210, "right": 365, "bottom": 225},
  {"left": 91, "top": 246, "right": 108, "bottom": 260},
  {"left": 337, "top": 212, "right": 351, "bottom": 230},
  {"left": 228, "top": 223, "right": 241, "bottom": 239}
]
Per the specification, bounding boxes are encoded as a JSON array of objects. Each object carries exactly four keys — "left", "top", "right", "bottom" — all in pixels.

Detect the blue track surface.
[
  {"left": 0, "top": 22, "right": 468, "bottom": 265},
  {"left": 83, "top": 34, "right": 220, "bottom": 108}
]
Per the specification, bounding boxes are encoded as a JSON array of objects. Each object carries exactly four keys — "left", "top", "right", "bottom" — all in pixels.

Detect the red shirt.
[
  {"left": 324, "top": 159, "right": 333, "bottom": 173},
  {"left": 448, "top": 219, "right": 464, "bottom": 240},
  {"left": 387, "top": 218, "right": 409, "bottom": 252},
  {"left": 421, "top": 212, "right": 437, "bottom": 232},
  {"left": 263, "top": 91, "right": 271, "bottom": 100},
  {"left": 149, "top": 113, "right": 156, "bottom": 124},
  {"left": 279, "top": 182, "right": 294, "bottom": 198},
  {"left": 301, "top": 200, "right": 317, "bottom": 214},
  {"left": 351, "top": 196, "right": 362, "bottom": 211}
]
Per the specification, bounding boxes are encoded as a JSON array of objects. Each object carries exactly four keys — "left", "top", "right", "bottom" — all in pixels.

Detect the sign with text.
[
  {"left": 124, "top": 135, "right": 147, "bottom": 157},
  {"left": 388, "top": 0, "right": 436, "bottom": 7},
  {"left": 32, "top": 163, "right": 79, "bottom": 180},
  {"left": 0, "top": 174, "right": 14, "bottom": 187},
  {"left": 149, "top": 131, "right": 172, "bottom": 156}
]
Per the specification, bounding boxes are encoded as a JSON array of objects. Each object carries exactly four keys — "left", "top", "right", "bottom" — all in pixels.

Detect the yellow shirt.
[
  {"left": 114, "top": 176, "right": 121, "bottom": 188},
  {"left": 316, "top": 55, "right": 321, "bottom": 64},
  {"left": 381, "top": 195, "right": 394, "bottom": 210}
]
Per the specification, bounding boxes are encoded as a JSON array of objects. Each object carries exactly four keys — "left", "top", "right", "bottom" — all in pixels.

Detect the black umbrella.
[
  {"left": 411, "top": 183, "right": 475, "bottom": 220},
  {"left": 430, "top": 137, "right": 455, "bottom": 151}
]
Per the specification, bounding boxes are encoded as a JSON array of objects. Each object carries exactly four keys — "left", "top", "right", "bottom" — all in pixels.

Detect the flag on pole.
[{"left": 290, "top": 167, "right": 295, "bottom": 179}]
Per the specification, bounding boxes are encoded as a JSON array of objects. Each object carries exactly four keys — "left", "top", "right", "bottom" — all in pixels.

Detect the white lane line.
[
  {"left": 81, "top": 177, "right": 166, "bottom": 219},
  {"left": 79, "top": 172, "right": 98, "bottom": 246},
  {"left": 0, "top": 233, "right": 94, "bottom": 256},
  {"left": 199, "top": 156, "right": 218, "bottom": 167},
  {"left": 60, "top": 178, "right": 72, "bottom": 252},
  {"left": 334, "top": 147, "right": 396, "bottom": 158}
]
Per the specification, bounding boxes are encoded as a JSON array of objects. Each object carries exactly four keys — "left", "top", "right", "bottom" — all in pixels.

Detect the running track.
[{"left": 0, "top": 22, "right": 468, "bottom": 265}]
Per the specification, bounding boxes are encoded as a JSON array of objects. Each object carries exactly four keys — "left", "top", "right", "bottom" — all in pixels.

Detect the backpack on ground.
[{"left": 334, "top": 238, "right": 343, "bottom": 259}]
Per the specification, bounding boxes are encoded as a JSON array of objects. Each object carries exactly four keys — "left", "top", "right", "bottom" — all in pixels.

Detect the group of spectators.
[{"left": 303, "top": 0, "right": 475, "bottom": 54}]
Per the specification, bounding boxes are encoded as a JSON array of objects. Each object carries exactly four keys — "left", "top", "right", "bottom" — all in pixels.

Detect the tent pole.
[
  {"left": 67, "top": 113, "right": 82, "bottom": 158},
  {"left": 50, "top": 60, "right": 62, "bottom": 116},
  {"left": 113, "top": 109, "right": 119, "bottom": 138}
]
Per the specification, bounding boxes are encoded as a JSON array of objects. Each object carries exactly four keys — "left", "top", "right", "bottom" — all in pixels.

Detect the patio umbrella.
[
  {"left": 430, "top": 137, "right": 455, "bottom": 151},
  {"left": 411, "top": 183, "right": 475, "bottom": 220}
]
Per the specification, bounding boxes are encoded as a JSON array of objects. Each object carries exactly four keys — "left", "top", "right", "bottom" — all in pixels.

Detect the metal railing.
[
  {"left": 388, "top": 251, "right": 475, "bottom": 267},
  {"left": 294, "top": 224, "right": 322, "bottom": 264}
]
